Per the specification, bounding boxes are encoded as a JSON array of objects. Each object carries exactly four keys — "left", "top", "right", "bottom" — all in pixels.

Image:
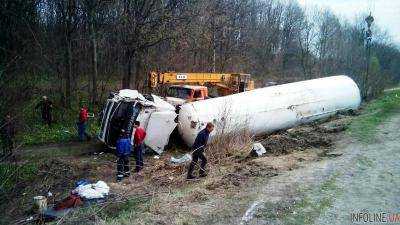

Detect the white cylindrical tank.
[{"left": 178, "top": 75, "right": 361, "bottom": 147}]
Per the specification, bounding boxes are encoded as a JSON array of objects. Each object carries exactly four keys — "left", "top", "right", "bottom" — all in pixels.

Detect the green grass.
[
  {"left": 17, "top": 90, "right": 101, "bottom": 146},
  {"left": 0, "top": 162, "right": 39, "bottom": 223},
  {"left": 348, "top": 89, "right": 400, "bottom": 142},
  {"left": 0, "top": 163, "right": 38, "bottom": 195},
  {"left": 20, "top": 121, "right": 99, "bottom": 146},
  {"left": 58, "top": 196, "right": 152, "bottom": 225},
  {"left": 259, "top": 173, "right": 341, "bottom": 225},
  {"left": 102, "top": 196, "right": 151, "bottom": 220},
  {"left": 1, "top": 72, "right": 122, "bottom": 146}
]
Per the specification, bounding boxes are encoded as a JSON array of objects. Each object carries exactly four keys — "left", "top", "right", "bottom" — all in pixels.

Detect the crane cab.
[{"left": 165, "top": 85, "right": 208, "bottom": 106}]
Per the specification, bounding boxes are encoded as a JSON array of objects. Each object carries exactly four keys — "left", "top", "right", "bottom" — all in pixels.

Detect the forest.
[
  {"left": 1, "top": 0, "right": 400, "bottom": 122},
  {"left": 1, "top": 1, "right": 400, "bottom": 223}
]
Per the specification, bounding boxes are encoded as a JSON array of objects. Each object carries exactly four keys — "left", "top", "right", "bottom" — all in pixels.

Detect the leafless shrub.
[{"left": 205, "top": 98, "right": 253, "bottom": 165}]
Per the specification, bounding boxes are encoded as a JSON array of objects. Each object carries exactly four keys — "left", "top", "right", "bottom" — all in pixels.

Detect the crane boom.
[{"left": 149, "top": 71, "right": 254, "bottom": 92}]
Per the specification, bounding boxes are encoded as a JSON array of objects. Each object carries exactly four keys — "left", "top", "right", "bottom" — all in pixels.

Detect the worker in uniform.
[
  {"left": 116, "top": 130, "right": 132, "bottom": 182},
  {"left": 35, "top": 96, "right": 53, "bottom": 126},
  {"left": 133, "top": 121, "right": 146, "bottom": 174},
  {"left": 77, "top": 105, "right": 91, "bottom": 141},
  {"left": 187, "top": 122, "right": 214, "bottom": 180},
  {"left": 1, "top": 113, "right": 15, "bottom": 156}
]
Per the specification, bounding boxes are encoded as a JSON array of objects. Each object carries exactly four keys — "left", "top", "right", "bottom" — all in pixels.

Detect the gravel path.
[{"left": 240, "top": 113, "right": 400, "bottom": 225}]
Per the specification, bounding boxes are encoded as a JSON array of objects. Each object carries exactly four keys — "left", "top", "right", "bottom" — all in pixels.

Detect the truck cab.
[
  {"left": 98, "top": 89, "right": 177, "bottom": 154},
  {"left": 165, "top": 85, "right": 208, "bottom": 106}
]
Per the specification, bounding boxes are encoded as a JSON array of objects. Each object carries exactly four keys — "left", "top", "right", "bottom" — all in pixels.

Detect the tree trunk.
[
  {"left": 66, "top": 38, "right": 72, "bottom": 107},
  {"left": 64, "top": 0, "right": 75, "bottom": 108},
  {"left": 90, "top": 20, "right": 98, "bottom": 104},
  {"left": 133, "top": 54, "right": 141, "bottom": 89},
  {"left": 63, "top": 33, "right": 72, "bottom": 108},
  {"left": 122, "top": 50, "right": 132, "bottom": 89}
]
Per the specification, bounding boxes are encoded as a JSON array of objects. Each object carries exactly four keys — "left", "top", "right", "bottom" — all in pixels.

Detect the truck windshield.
[{"left": 168, "top": 87, "right": 192, "bottom": 99}]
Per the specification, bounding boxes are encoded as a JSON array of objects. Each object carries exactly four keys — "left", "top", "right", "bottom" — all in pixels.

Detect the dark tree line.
[{"left": 1, "top": 0, "right": 400, "bottom": 114}]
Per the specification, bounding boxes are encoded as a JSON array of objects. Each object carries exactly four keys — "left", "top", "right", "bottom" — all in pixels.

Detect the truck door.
[{"left": 144, "top": 111, "right": 177, "bottom": 154}]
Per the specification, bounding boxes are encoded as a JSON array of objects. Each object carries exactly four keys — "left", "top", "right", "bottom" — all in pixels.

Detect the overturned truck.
[
  {"left": 99, "top": 75, "right": 361, "bottom": 154},
  {"left": 98, "top": 90, "right": 177, "bottom": 154}
]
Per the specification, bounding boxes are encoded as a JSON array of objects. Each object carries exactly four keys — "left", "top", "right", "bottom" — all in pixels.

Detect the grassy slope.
[
  {"left": 348, "top": 89, "right": 400, "bottom": 142},
  {"left": 18, "top": 91, "right": 101, "bottom": 146},
  {"left": 6, "top": 74, "right": 122, "bottom": 146}
]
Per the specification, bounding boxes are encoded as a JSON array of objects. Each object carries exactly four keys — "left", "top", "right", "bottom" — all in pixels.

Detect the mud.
[{"left": 260, "top": 115, "right": 351, "bottom": 155}]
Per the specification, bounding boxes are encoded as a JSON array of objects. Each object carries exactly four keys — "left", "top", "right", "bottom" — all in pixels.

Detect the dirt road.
[{"left": 237, "top": 113, "right": 400, "bottom": 225}]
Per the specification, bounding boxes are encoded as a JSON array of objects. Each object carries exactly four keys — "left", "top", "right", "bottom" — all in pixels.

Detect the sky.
[{"left": 296, "top": 0, "right": 400, "bottom": 46}]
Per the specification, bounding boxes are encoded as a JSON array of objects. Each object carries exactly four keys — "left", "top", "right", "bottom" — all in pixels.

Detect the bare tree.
[{"left": 119, "top": 0, "right": 185, "bottom": 89}]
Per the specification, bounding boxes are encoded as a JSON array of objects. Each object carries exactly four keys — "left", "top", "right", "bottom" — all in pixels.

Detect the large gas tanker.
[
  {"left": 99, "top": 75, "right": 361, "bottom": 153},
  {"left": 178, "top": 75, "right": 361, "bottom": 147}
]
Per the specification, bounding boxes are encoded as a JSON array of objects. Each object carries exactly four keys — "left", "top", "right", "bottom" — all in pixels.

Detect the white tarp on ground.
[{"left": 73, "top": 181, "right": 110, "bottom": 199}]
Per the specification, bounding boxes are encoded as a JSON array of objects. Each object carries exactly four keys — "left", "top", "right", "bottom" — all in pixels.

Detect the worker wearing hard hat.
[{"left": 187, "top": 122, "right": 214, "bottom": 180}]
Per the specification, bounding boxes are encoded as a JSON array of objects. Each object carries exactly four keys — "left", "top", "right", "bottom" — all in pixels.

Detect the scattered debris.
[
  {"left": 241, "top": 201, "right": 262, "bottom": 225},
  {"left": 33, "top": 196, "right": 47, "bottom": 213},
  {"left": 42, "top": 180, "right": 110, "bottom": 221},
  {"left": 53, "top": 194, "right": 83, "bottom": 211},
  {"left": 170, "top": 153, "right": 192, "bottom": 164},
  {"left": 73, "top": 180, "right": 110, "bottom": 199},
  {"left": 323, "top": 151, "right": 344, "bottom": 157},
  {"left": 251, "top": 142, "right": 267, "bottom": 157}
]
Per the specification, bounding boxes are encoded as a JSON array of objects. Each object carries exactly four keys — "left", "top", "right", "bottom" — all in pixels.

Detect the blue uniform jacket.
[
  {"left": 116, "top": 137, "right": 132, "bottom": 157},
  {"left": 192, "top": 128, "right": 210, "bottom": 152}
]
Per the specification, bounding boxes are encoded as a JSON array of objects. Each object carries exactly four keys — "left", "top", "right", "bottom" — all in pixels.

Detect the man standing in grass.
[
  {"left": 1, "top": 113, "right": 15, "bottom": 157},
  {"left": 133, "top": 121, "right": 146, "bottom": 174},
  {"left": 116, "top": 130, "right": 132, "bottom": 182},
  {"left": 35, "top": 96, "right": 53, "bottom": 126},
  {"left": 187, "top": 122, "right": 214, "bottom": 180},
  {"left": 77, "top": 105, "right": 91, "bottom": 141}
]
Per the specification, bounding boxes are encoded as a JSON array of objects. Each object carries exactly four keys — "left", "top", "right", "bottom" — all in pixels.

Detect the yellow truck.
[{"left": 148, "top": 71, "right": 254, "bottom": 106}]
